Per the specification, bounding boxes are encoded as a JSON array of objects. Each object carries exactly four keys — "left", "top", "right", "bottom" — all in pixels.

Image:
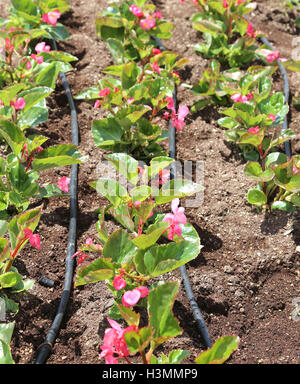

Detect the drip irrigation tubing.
[
  {"left": 154, "top": 37, "right": 212, "bottom": 349},
  {"left": 35, "top": 39, "right": 79, "bottom": 364}
]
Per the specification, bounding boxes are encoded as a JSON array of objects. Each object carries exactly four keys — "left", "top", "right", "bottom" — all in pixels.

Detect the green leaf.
[
  {"left": 218, "top": 117, "right": 240, "bottom": 130},
  {"left": 195, "top": 336, "right": 239, "bottom": 364},
  {"left": 130, "top": 186, "right": 152, "bottom": 203},
  {"left": 134, "top": 239, "right": 200, "bottom": 277},
  {"left": 121, "top": 62, "right": 139, "bottom": 89},
  {"left": 103, "top": 229, "right": 138, "bottom": 264},
  {"left": 107, "top": 38, "right": 126, "bottom": 64},
  {"left": 244, "top": 162, "right": 274, "bottom": 182},
  {"left": 0, "top": 272, "right": 22, "bottom": 288},
  {"left": 0, "top": 238, "right": 10, "bottom": 264},
  {"left": 265, "top": 152, "right": 288, "bottom": 169},
  {"left": 132, "top": 223, "right": 169, "bottom": 250},
  {"left": 117, "top": 305, "right": 140, "bottom": 327},
  {"left": 74, "top": 258, "right": 114, "bottom": 287},
  {"left": 247, "top": 189, "right": 267, "bottom": 206},
  {"left": 0, "top": 121, "right": 25, "bottom": 155},
  {"left": 92, "top": 118, "right": 124, "bottom": 148},
  {"left": 0, "top": 322, "right": 15, "bottom": 364},
  {"left": 271, "top": 201, "right": 296, "bottom": 212},
  {"left": 34, "top": 62, "right": 60, "bottom": 88},
  {"left": 32, "top": 144, "right": 83, "bottom": 171},
  {"left": 0, "top": 221, "right": 8, "bottom": 237},
  {"left": 8, "top": 208, "right": 41, "bottom": 251},
  {"left": 105, "top": 153, "right": 138, "bottom": 186},
  {"left": 154, "top": 179, "right": 203, "bottom": 204},
  {"left": 11, "top": 0, "right": 37, "bottom": 14},
  {"left": 74, "top": 86, "right": 101, "bottom": 100},
  {"left": 148, "top": 281, "right": 181, "bottom": 344},
  {"left": 89, "top": 179, "right": 129, "bottom": 207},
  {"left": 18, "top": 87, "right": 53, "bottom": 112}
]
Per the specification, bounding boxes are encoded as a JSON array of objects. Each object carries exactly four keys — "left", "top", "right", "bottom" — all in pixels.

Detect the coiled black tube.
[
  {"left": 35, "top": 40, "right": 79, "bottom": 364},
  {"left": 154, "top": 37, "right": 212, "bottom": 349}
]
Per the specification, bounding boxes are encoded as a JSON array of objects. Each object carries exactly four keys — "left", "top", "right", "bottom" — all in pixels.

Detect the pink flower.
[
  {"left": 136, "top": 286, "right": 149, "bottom": 298},
  {"left": 30, "top": 54, "right": 44, "bottom": 64},
  {"left": 72, "top": 251, "right": 91, "bottom": 265},
  {"left": 100, "top": 318, "right": 133, "bottom": 364},
  {"left": 128, "top": 97, "right": 134, "bottom": 104},
  {"left": 153, "top": 11, "right": 162, "bottom": 19},
  {"left": 246, "top": 22, "right": 256, "bottom": 38},
  {"left": 99, "top": 88, "right": 111, "bottom": 97},
  {"left": 122, "top": 289, "right": 141, "bottom": 307},
  {"left": 140, "top": 15, "right": 156, "bottom": 30},
  {"left": 36, "top": 146, "right": 44, "bottom": 153},
  {"left": 151, "top": 60, "right": 160, "bottom": 74},
  {"left": 35, "top": 42, "right": 51, "bottom": 54},
  {"left": 268, "top": 114, "right": 276, "bottom": 122},
  {"left": 266, "top": 50, "right": 280, "bottom": 63},
  {"left": 237, "top": 0, "right": 246, "bottom": 4},
  {"left": 42, "top": 9, "right": 61, "bottom": 26},
  {"left": 85, "top": 237, "right": 93, "bottom": 245},
  {"left": 165, "top": 96, "right": 175, "bottom": 112},
  {"left": 12, "top": 98, "right": 26, "bottom": 110},
  {"left": 134, "top": 200, "right": 142, "bottom": 208},
  {"left": 129, "top": 5, "right": 143, "bottom": 18},
  {"left": 248, "top": 126, "right": 260, "bottom": 134},
  {"left": 94, "top": 99, "right": 101, "bottom": 109},
  {"left": 58, "top": 176, "right": 70, "bottom": 193},
  {"left": 162, "top": 198, "right": 187, "bottom": 240},
  {"left": 113, "top": 275, "right": 127, "bottom": 290},
  {"left": 246, "top": 92, "right": 253, "bottom": 101},
  {"left": 152, "top": 48, "right": 162, "bottom": 55},
  {"left": 231, "top": 93, "right": 253, "bottom": 103},
  {"left": 155, "top": 169, "right": 170, "bottom": 186},
  {"left": 24, "top": 229, "right": 40, "bottom": 250},
  {"left": 223, "top": 0, "right": 229, "bottom": 8}
]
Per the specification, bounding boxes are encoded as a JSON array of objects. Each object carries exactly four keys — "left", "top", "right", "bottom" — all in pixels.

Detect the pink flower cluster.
[
  {"left": 42, "top": 9, "right": 61, "bottom": 26},
  {"left": 248, "top": 126, "right": 260, "bottom": 134},
  {"left": 94, "top": 88, "right": 111, "bottom": 109},
  {"left": 230, "top": 92, "right": 253, "bottom": 103},
  {"left": 266, "top": 50, "right": 280, "bottom": 63},
  {"left": 246, "top": 22, "right": 256, "bottom": 38},
  {"left": 11, "top": 97, "right": 26, "bottom": 110},
  {"left": 129, "top": 4, "right": 161, "bottom": 30},
  {"left": 164, "top": 96, "right": 189, "bottom": 131},
  {"left": 58, "top": 176, "right": 70, "bottom": 193},
  {"left": 162, "top": 198, "right": 187, "bottom": 240},
  {"left": 24, "top": 228, "right": 40, "bottom": 250},
  {"left": 100, "top": 318, "right": 136, "bottom": 364},
  {"left": 112, "top": 271, "right": 149, "bottom": 307}
]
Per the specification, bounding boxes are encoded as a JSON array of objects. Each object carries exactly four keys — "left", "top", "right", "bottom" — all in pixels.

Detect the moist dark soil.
[{"left": 1, "top": 0, "right": 299, "bottom": 365}]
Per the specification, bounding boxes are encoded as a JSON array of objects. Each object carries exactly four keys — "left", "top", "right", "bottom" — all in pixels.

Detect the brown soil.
[{"left": 3, "top": 0, "right": 300, "bottom": 365}]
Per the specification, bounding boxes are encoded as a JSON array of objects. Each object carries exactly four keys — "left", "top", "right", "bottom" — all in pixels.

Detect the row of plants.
[
  {"left": 72, "top": 0, "right": 239, "bottom": 364},
  {"left": 0, "top": 0, "right": 85, "bottom": 363},
  {"left": 181, "top": 0, "right": 300, "bottom": 212}
]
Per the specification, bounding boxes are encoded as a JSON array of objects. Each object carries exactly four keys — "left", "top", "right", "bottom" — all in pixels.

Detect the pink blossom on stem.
[
  {"left": 162, "top": 198, "right": 187, "bottom": 240},
  {"left": 223, "top": 0, "right": 229, "bottom": 8},
  {"left": 140, "top": 15, "right": 156, "bottom": 30},
  {"left": 237, "top": 0, "right": 246, "bottom": 4},
  {"left": 122, "top": 289, "right": 141, "bottom": 307},
  {"left": 99, "top": 88, "right": 111, "bottom": 97},
  {"left": 152, "top": 47, "right": 162, "bottom": 56},
  {"left": 100, "top": 318, "right": 133, "bottom": 364},
  {"left": 12, "top": 98, "right": 26, "bottom": 110},
  {"left": 35, "top": 42, "right": 51, "bottom": 54},
  {"left": 35, "top": 146, "right": 44, "bottom": 153},
  {"left": 30, "top": 54, "right": 44, "bottom": 64},
  {"left": 268, "top": 114, "right": 276, "bottom": 122},
  {"left": 24, "top": 229, "right": 40, "bottom": 250},
  {"left": 153, "top": 11, "right": 162, "bottom": 19},
  {"left": 129, "top": 5, "right": 143, "bottom": 18},
  {"left": 266, "top": 50, "right": 280, "bottom": 63},
  {"left": 58, "top": 176, "right": 70, "bottom": 193},
  {"left": 248, "top": 126, "right": 260, "bottom": 134},
  {"left": 94, "top": 99, "right": 101, "bottom": 109},
  {"left": 72, "top": 250, "right": 91, "bottom": 265},
  {"left": 151, "top": 60, "right": 160, "bottom": 74},
  {"left": 113, "top": 275, "right": 127, "bottom": 290},
  {"left": 42, "top": 9, "right": 61, "bottom": 26},
  {"left": 136, "top": 286, "right": 149, "bottom": 298},
  {"left": 155, "top": 169, "right": 170, "bottom": 186},
  {"left": 246, "top": 22, "right": 256, "bottom": 38}
]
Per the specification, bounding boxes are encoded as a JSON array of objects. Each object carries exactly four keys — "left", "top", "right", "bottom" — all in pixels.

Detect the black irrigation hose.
[
  {"left": 35, "top": 39, "right": 79, "bottom": 364},
  {"left": 154, "top": 37, "right": 212, "bottom": 349}
]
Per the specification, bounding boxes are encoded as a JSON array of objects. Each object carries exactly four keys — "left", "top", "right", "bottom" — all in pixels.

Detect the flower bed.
[{"left": 0, "top": 0, "right": 299, "bottom": 365}]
